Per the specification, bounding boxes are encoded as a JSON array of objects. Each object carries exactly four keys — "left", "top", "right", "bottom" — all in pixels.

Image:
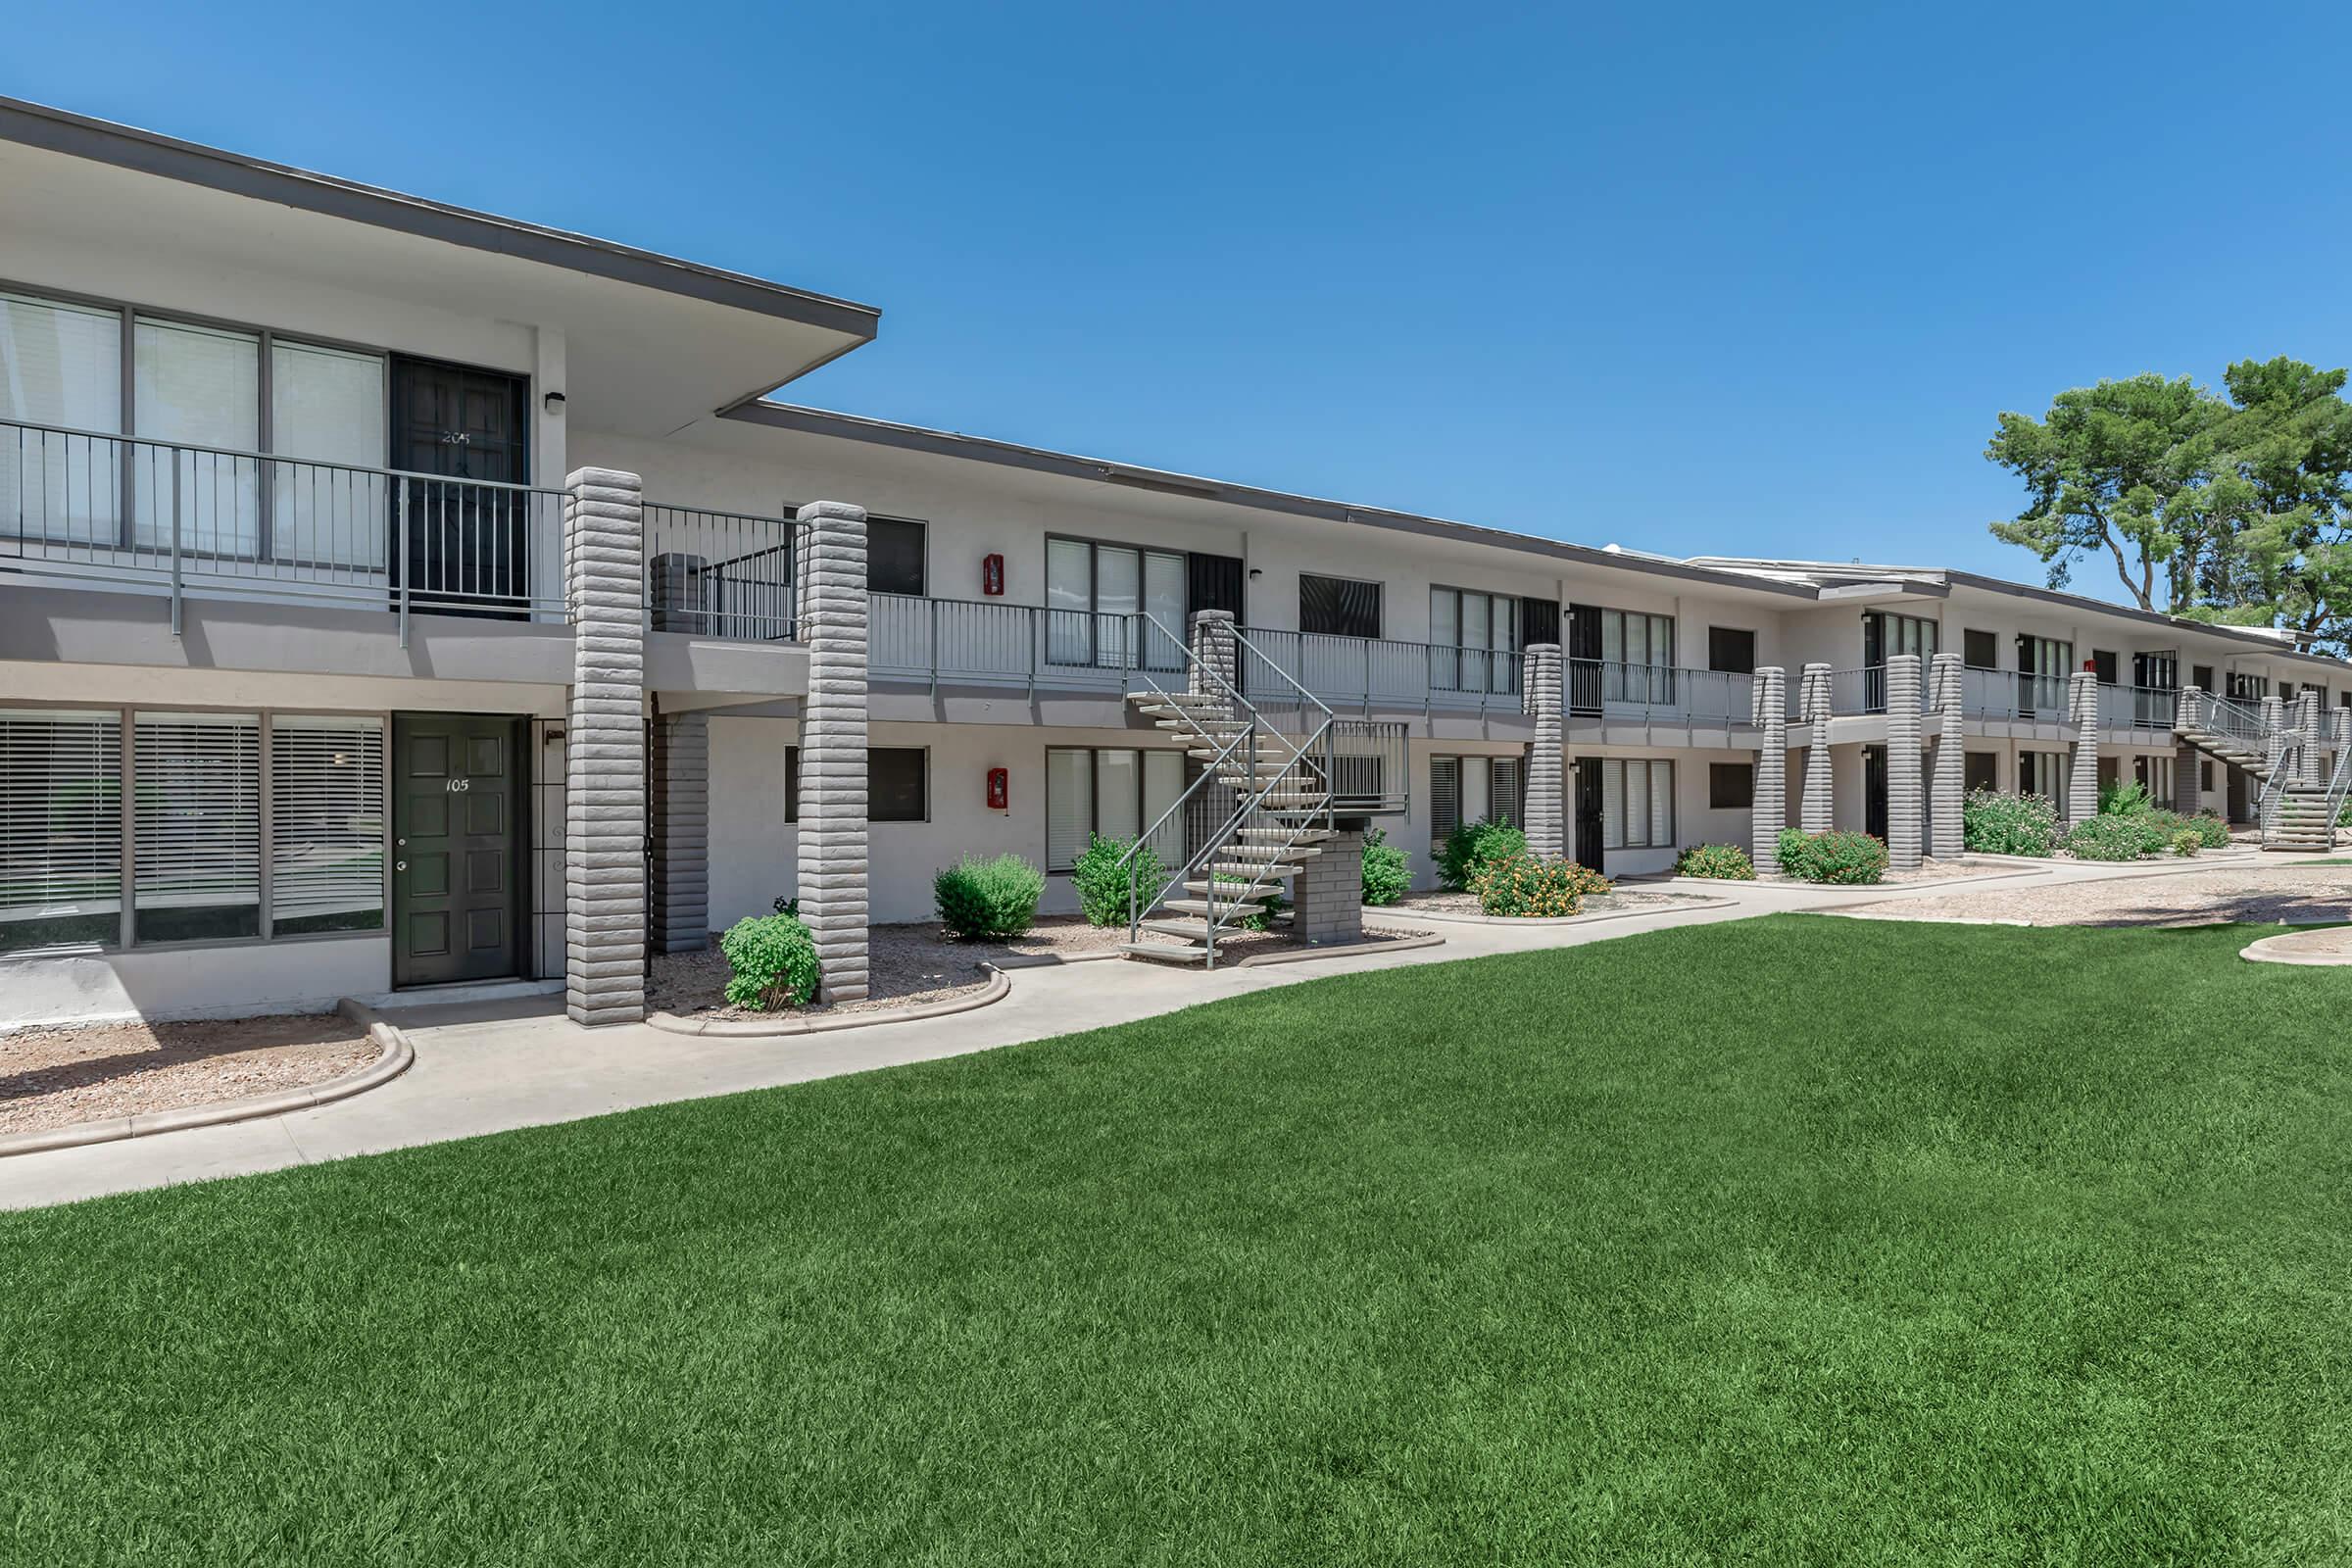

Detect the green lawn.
[{"left": 4, "top": 917, "right": 2349, "bottom": 1565}]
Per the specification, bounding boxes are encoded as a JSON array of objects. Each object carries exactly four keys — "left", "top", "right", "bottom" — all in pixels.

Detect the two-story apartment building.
[{"left": 4, "top": 96, "right": 2346, "bottom": 1029}]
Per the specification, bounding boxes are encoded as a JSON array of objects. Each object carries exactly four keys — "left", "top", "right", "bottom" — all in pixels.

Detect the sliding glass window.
[
  {"left": 1046, "top": 538, "right": 1184, "bottom": 669},
  {"left": 1046, "top": 747, "right": 1185, "bottom": 870},
  {"left": 1430, "top": 588, "right": 1520, "bottom": 694}
]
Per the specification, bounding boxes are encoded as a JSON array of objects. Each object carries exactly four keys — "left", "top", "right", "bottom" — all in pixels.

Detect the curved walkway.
[{"left": 2, "top": 852, "right": 2331, "bottom": 1210}]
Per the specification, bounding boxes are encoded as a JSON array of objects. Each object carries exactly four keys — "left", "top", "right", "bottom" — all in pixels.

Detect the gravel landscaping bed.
[
  {"left": 0, "top": 1013, "right": 375, "bottom": 1137},
  {"left": 1383, "top": 888, "right": 1711, "bottom": 919},
  {"left": 650, "top": 917, "right": 1128, "bottom": 1022},
  {"left": 1835, "top": 862, "right": 2352, "bottom": 927}
]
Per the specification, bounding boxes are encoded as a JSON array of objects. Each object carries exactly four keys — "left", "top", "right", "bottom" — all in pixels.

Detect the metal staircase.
[
  {"left": 2173, "top": 692, "right": 2342, "bottom": 851},
  {"left": 1113, "top": 615, "right": 1403, "bottom": 967}
]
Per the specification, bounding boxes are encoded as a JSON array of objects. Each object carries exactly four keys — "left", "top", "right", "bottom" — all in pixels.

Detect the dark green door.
[{"left": 393, "top": 713, "right": 525, "bottom": 987}]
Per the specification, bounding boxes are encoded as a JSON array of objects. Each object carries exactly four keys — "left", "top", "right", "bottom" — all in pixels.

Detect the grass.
[{"left": 4, "top": 916, "right": 2350, "bottom": 1565}]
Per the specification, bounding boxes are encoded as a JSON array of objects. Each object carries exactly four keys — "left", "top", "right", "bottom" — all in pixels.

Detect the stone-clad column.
[
  {"left": 2174, "top": 685, "right": 2203, "bottom": 814},
  {"left": 563, "top": 466, "right": 647, "bottom": 1026},
  {"left": 1749, "top": 665, "right": 1787, "bottom": 876},
  {"left": 2067, "top": 668, "right": 2100, "bottom": 825},
  {"left": 1886, "top": 654, "right": 1923, "bottom": 869},
  {"left": 1800, "top": 662, "right": 1833, "bottom": 834},
  {"left": 797, "top": 500, "right": 870, "bottom": 1003},
  {"left": 650, "top": 711, "right": 710, "bottom": 955},
  {"left": 1190, "top": 610, "right": 1239, "bottom": 703},
  {"left": 1293, "top": 826, "right": 1364, "bottom": 943},
  {"left": 1929, "top": 651, "right": 1964, "bottom": 858},
  {"left": 1521, "top": 644, "right": 1565, "bottom": 860},
  {"left": 2299, "top": 690, "right": 2323, "bottom": 788}
]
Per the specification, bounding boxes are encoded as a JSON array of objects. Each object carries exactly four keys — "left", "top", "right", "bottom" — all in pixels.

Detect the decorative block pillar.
[
  {"left": 1293, "top": 826, "right": 1364, "bottom": 944},
  {"left": 1800, "top": 662, "right": 1833, "bottom": 834},
  {"left": 2067, "top": 668, "right": 2100, "bottom": 825},
  {"left": 2174, "top": 684, "right": 2203, "bottom": 814},
  {"left": 563, "top": 466, "right": 648, "bottom": 1026},
  {"left": 1749, "top": 665, "right": 1787, "bottom": 876},
  {"left": 2299, "top": 690, "right": 2323, "bottom": 788},
  {"left": 1885, "top": 655, "right": 1924, "bottom": 869},
  {"left": 2261, "top": 694, "right": 2287, "bottom": 804},
  {"left": 1521, "top": 643, "right": 1565, "bottom": 860},
  {"left": 1929, "top": 651, "right": 1964, "bottom": 858},
  {"left": 796, "top": 500, "right": 870, "bottom": 1003},
  {"left": 1190, "top": 610, "right": 1239, "bottom": 704},
  {"left": 650, "top": 711, "right": 710, "bottom": 955}
]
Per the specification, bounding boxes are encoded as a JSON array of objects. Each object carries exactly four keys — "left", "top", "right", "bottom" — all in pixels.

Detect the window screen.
[
  {"left": 1707, "top": 628, "right": 1756, "bottom": 675},
  {"left": 1709, "top": 761, "right": 1753, "bottom": 809},
  {"left": 867, "top": 516, "right": 926, "bottom": 596},
  {"left": 1046, "top": 748, "right": 1093, "bottom": 869},
  {"left": 1964, "top": 629, "right": 1997, "bottom": 669},
  {"left": 0, "top": 709, "right": 122, "bottom": 953},
  {"left": 1300, "top": 574, "right": 1381, "bottom": 639},
  {"left": 870, "top": 748, "right": 927, "bottom": 823},
  {"left": 1430, "top": 756, "right": 1461, "bottom": 845},
  {"left": 1964, "top": 751, "right": 1997, "bottom": 792},
  {"left": 133, "top": 317, "right": 260, "bottom": 557},
  {"left": 0, "top": 292, "right": 123, "bottom": 544},
  {"left": 270, "top": 340, "right": 388, "bottom": 569}
]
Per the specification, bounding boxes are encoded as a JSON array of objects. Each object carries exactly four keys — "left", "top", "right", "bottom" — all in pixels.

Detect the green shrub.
[
  {"left": 2172, "top": 828, "right": 2203, "bottom": 858},
  {"left": 2098, "top": 778, "right": 2152, "bottom": 816},
  {"left": 771, "top": 896, "right": 800, "bottom": 917},
  {"left": 1961, "top": 788, "right": 2061, "bottom": 857},
  {"left": 2062, "top": 812, "right": 2168, "bottom": 861},
  {"left": 1438, "top": 819, "right": 1527, "bottom": 891},
  {"left": 1776, "top": 828, "right": 1889, "bottom": 885},
  {"left": 1360, "top": 827, "right": 1411, "bottom": 906},
  {"left": 1559, "top": 862, "right": 1613, "bottom": 899},
  {"left": 718, "top": 912, "right": 819, "bottom": 1010},
  {"left": 932, "top": 854, "right": 1045, "bottom": 940},
  {"left": 1675, "top": 843, "right": 1755, "bottom": 880},
  {"left": 1071, "top": 834, "right": 1167, "bottom": 927},
  {"left": 2185, "top": 811, "right": 2231, "bottom": 848},
  {"left": 1469, "top": 854, "right": 1586, "bottom": 917}
]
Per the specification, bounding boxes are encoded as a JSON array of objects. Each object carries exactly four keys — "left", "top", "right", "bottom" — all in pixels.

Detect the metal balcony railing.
[
  {"left": 2, "top": 416, "right": 564, "bottom": 636},
  {"left": 2097, "top": 683, "right": 2178, "bottom": 730},
  {"left": 869, "top": 595, "right": 1188, "bottom": 689},
  {"left": 645, "top": 504, "right": 808, "bottom": 642},
  {"left": 1239, "top": 629, "right": 1521, "bottom": 710},
  {"left": 1567, "top": 661, "right": 1755, "bottom": 723}
]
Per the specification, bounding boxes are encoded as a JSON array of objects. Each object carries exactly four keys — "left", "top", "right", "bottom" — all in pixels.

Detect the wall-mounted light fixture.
[
  {"left": 543, "top": 391, "right": 566, "bottom": 416},
  {"left": 1248, "top": 567, "right": 1264, "bottom": 580}
]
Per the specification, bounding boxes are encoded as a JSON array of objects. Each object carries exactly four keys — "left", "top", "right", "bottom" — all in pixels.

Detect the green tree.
[
  {"left": 1984, "top": 373, "right": 2221, "bottom": 611},
  {"left": 1985, "top": 359, "right": 2352, "bottom": 655}
]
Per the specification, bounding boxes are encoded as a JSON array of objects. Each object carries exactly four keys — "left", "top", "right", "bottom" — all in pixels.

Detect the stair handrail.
[
  {"left": 1151, "top": 710, "right": 1340, "bottom": 967},
  {"left": 2319, "top": 742, "right": 2352, "bottom": 849},
  {"left": 2255, "top": 727, "right": 2307, "bottom": 840},
  {"left": 1116, "top": 615, "right": 1268, "bottom": 943}
]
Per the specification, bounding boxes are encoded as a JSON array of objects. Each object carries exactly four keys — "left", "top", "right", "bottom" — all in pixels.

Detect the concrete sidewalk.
[{"left": 0, "top": 855, "right": 2236, "bottom": 1211}]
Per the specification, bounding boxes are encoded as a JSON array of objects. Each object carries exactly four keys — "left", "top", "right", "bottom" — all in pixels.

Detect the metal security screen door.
[
  {"left": 389, "top": 357, "right": 531, "bottom": 615},
  {"left": 392, "top": 712, "right": 525, "bottom": 986}
]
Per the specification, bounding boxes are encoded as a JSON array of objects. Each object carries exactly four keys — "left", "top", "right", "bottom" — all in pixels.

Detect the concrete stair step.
[
  {"left": 1139, "top": 916, "right": 1223, "bottom": 942},
  {"left": 1179, "top": 879, "right": 1285, "bottom": 899},
  {"left": 1206, "top": 859, "right": 1305, "bottom": 879},
  {"left": 1119, "top": 941, "right": 1210, "bottom": 964},
  {"left": 1234, "top": 827, "right": 1337, "bottom": 844},
  {"left": 1162, "top": 894, "right": 1274, "bottom": 915}
]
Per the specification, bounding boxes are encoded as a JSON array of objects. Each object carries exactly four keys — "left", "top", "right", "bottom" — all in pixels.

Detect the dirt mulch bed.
[
  {"left": 0, "top": 1013, "right": 375, "bottom": 1137},
  {"left": 650, "top": 917, "right": 1130, "bottom": 1023},
  {"left": 1837, "top": 863, "right": 2352, "bottom": 928}
]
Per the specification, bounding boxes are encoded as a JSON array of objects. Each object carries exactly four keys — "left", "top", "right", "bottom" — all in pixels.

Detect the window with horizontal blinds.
[
  {"left": 1046, "top": 748, "right": 1094, "bottom": 870},
  {"left": 1597, "top": 759, "right": 1675, "bottom": 850},
  {"left": 0, "top": 709, "right": 123, "bottom": 953},
  {"left": 1430, "top": 756, "right": 1461, "bottom": 844},
  {"left": 1491, "top": 757, "right": 1523, "bottom": 826},
  {"left": 0, "top": 293, "right": 124, "bottom": 545},
  {"left": 133, "top": 318, "right": 261, "bottom": 558},
  {"left": 270, "top": 339, "right": 387, "bottom": 569},
  {"left": 134, "top": 711, "right": 261, "bottom": 944},
  {"left": 270, "top": 717, "right": 385, "bottom": 935}
]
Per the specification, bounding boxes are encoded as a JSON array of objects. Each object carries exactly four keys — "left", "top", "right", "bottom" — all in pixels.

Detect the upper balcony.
[{"left": 5, "top": 416, "right": 566, "bottom": 631}]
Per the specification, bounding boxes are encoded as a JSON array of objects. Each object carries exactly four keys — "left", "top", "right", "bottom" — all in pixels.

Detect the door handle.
[{"left": 395, "top": 860, "right": 407, "bottom": 872}]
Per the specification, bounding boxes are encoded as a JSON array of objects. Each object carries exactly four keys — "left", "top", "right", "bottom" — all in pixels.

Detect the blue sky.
[{"left": 10, "top": 1, "right": 2351, "bottom": 602}]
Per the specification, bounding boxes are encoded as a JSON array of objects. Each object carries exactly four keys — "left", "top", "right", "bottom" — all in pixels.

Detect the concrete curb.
[
  {"left": 2239, "top": 928, "right": 2352, "bottom": 966},
  {"left": 1364, "top": 896, "right": 1737, "bottom": 929},
  {"left": 0, "top": 1001, "right": 416, "bottom": 1159},
  {"left": 645, "top": 963, "right": 1011, "bottom": 1039},
  {"left": 1236, "top": 932, "right": 1446, "bottom": 966}
]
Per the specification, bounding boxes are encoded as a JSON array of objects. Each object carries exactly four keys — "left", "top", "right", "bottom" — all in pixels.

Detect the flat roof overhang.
[{"left": 0, "top": 97, "right": 880, "bottom": 438}]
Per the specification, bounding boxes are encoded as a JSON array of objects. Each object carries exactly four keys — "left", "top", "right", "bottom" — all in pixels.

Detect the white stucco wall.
[{"left": 0, "top": 936, "right": 390, "bottom": 1032}]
